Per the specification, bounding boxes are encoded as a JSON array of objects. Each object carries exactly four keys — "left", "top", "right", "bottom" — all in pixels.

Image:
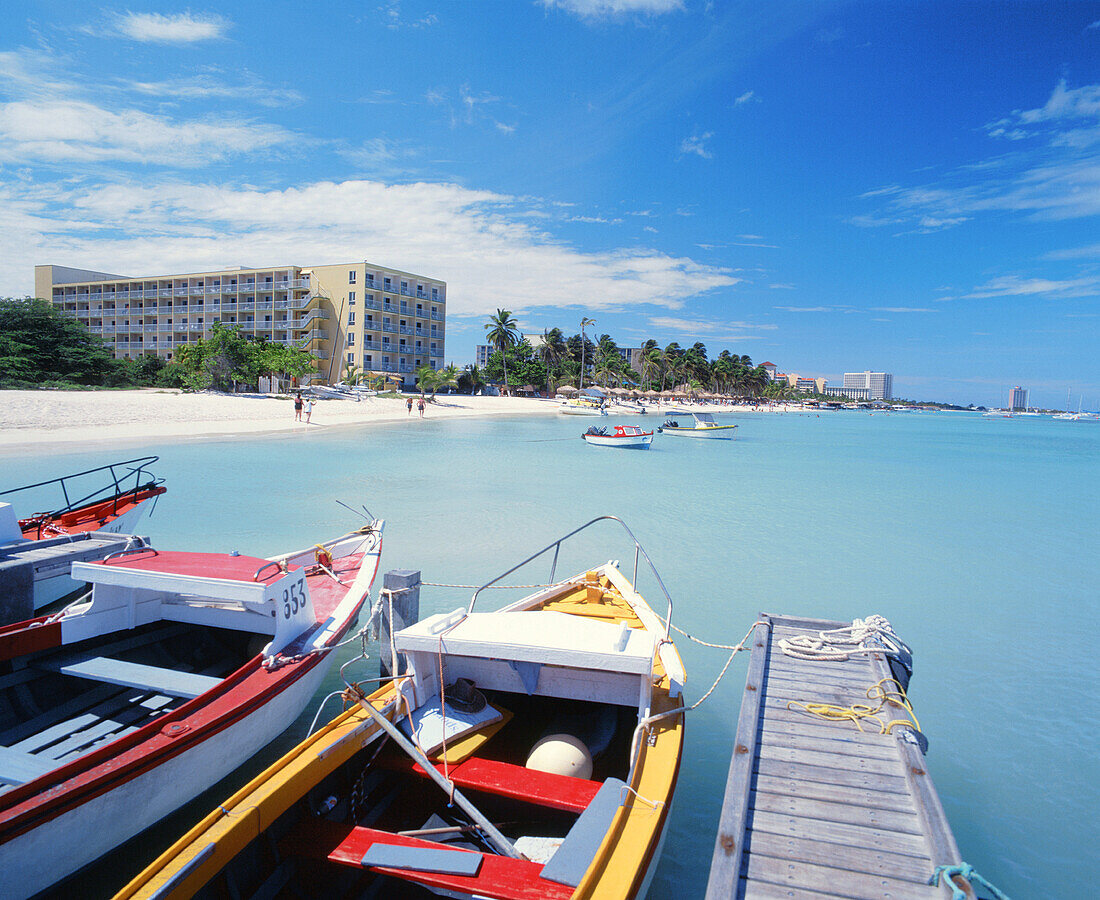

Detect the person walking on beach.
[
  {"left": 294, "top": 392, "right": 303, "bottom": 421},
  {"left": 417, "top": 396, "right": 426, "bottom": 418},
  {"left": 305, "top": 397, "right": 314, "bottom": 424},
  {"left": 406, "top": 396, "right": 414, "bottom": 415}
]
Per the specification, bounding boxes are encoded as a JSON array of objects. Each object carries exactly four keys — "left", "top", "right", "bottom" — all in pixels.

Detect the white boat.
[
  {"left": 560, "top": 398, "right": 607, "bottom": 416},
  {"left": 982, "top": 409, "right": 1013, "bottom": 418},
  {"left": 582, "top": 424, "right": 654, "bottom": 449},
  {"left": 0, "top": 521, "right": 384, "bottom": 898},
  {"left": 656, "top": 412, "right": 738, "bottom": 438}
]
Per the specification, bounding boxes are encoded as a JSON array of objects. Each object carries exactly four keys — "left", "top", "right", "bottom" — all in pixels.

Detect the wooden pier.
[{"left": 705, "top": 614, "right": 975, "bottom": 900}]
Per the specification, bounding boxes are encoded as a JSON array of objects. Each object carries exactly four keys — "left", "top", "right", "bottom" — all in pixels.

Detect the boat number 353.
[{"left": 282, "top": 579, "right": 307, "bottom": 619}]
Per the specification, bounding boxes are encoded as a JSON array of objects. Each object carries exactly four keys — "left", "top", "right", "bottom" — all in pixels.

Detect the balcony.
[
  {"left": 364, "top": 278, "right": 378, "bottom": 289},
  {"left": 382, "top": 303, "right": 396, "bottom": 313},
  {"left": 431, "top": 310, "right": 443, "bottom": 321},
  {"left": 430, "top": 348, "right": 443, "bottom": 358},
  {"left": 416, "top": 291, "right": 429, "bottom": 300},
  {"left": 381, "top": 323, "right": 397, "bottom": 333},
  {"left": 399, "top": 306, "right": 412, "bottom": 316},
  {"left": 143, "top": 324, "right": 157, "bottom": 332},
  {"left": 398, "top": 345, "right": 413, "bottom": 354},
  {"left": 362, "top": 297, "right": 380, "bottom": 310},
  {"left": 398, "top": 325, "right": 416, "bottom": 335},
  {"left": 400, "top": 286, "right": 412, "bottom": 297},
  {"left": 363, "top": 340, "right": 381, "bottom": 351},
  {"left": 88, "top": 326, "right": 103, "bottom": 334}
]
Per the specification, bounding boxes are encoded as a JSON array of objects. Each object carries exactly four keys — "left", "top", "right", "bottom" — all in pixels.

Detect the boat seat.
[
  {"left": 284, "top": 820, "right": 574, "bottom": 900},
  {"left": 384, "top": 754, "right": 602, "bottom": 814},
  {"left": 37, "top": 655, "right": 221, "bottom": 699},
  {"left": 539, "top": 777, "right": 626, "bottom": 887},
  {"left": 0, "top": 746, "right": 55, "bottom": 786}
]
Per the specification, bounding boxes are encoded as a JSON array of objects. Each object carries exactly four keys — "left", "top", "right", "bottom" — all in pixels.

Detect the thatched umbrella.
[
  {"left": 610, "top": 387, "right": 628, "bottom": 396},
  {"left": 557, "top": 385, "right": 578, "bottom": 394},
  {"left": 644, "top": 390, "right": 659, "bottom": 398}
]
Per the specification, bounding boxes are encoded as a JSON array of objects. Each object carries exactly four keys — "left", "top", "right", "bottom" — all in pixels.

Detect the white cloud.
[
  {"left": 680, "top": 131, "right": 714, "bottom": 159},
  {"left": 0, "top": 99, "right": 294, "bottom": 166},
  {"left": 869, "top": 307, "right": 936, "bottom": 313},
  {"left": 963, "top": 275, "right": 1100, "bottom": 300},
  {"left": 126, "top": 72, "right": 303, "bottom": 107},
  {"left": 774, "top": 306, "right": 835, "bottom": 312},
  {"left": 648, "top": 315, "right": 775, "bottom": 337},
  {"left": 539, "top": 0, "right": 683, "bottom": 19},
  {"left": 1045, "top": 242, "right": 1100, "bottom": 260},
  {"left": 111, "top": 12, "right": 230, "bottom": 43},
  {"left": 733, "top": 90, "right": 757, "bottom": 106},
  {"left": 768, "top": 283, "right": 795, "bottom": 289},
  {"left": 378, "top": 2, "right": 438, "bottom": 29},
  {"left": 2, "top": 177, "right": 737, "bottom": 318}
]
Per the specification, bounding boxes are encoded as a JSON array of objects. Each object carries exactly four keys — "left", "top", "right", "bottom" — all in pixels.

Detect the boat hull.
[
  {"left": 656, "top": 425, "right": 737, "bottom": 438},
  {"left": 583, "top": 433, "right": 653, "bottom": 448},
  {"left": 0, "top": 654, "right": 333, "bottom": 898},
  {"left": 561, "top": 406, "right": 607, "bottom": 416}
]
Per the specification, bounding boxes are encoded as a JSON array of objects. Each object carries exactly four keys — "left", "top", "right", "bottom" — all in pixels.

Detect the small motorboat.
[
  {"left": 582, "top": 424, "right": 654, "bottom": 449},
  {"left": 559, "top": 398, "right": 607, "bottom": 416},
  {"left": 0, "top": 520, "right": 384, "bottom": 898},
  {"left": 0, "top": 457, "right": 166, "bottom": 611},
  {"left": 117, "top": 516, "right": 684, "bottom": 900},
  {"left": 656, "top": 412, "right": 738, "bottom": 438}
]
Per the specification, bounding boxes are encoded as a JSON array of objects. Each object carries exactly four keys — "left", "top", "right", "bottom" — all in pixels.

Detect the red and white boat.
[
  {"left": 0, "top": 520, "right": 384, "bottom": 898},
  {"left": 0, "top": 457, "right": 167, "bottom": 610},
  {"left": 582, "top": 424, "right": 655, "bottom": 449}
]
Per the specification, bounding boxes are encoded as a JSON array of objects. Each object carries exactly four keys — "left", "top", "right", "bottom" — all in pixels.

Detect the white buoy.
[{"left": 526, "top": 734, "right": 593, "bottom": 780}]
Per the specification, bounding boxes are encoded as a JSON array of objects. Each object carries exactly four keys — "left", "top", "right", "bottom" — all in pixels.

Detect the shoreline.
[{"left": 0, "top": 388, "right": 815, "bottom": 457}]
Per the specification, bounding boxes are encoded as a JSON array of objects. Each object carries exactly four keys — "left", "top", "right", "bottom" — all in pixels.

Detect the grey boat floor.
[{"left": 705, "top": 614, "right": 974, "bottom": 900}]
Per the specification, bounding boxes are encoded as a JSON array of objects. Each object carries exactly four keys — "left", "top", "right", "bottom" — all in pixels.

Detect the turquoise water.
[{"left": 7, "top": 409, "right": 1098, "bottom": 898}]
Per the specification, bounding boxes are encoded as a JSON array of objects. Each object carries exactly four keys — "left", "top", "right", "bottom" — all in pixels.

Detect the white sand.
[
  {"left": 0, "top": 389, "right": 806, "bottom": 455},
  {"left": 0, "top": 389, "right": 563, "bottom": 453}
]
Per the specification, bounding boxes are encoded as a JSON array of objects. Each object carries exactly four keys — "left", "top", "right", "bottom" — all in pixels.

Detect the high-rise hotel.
[{"left": 35, "top": 261, "right": 446, "bottom": 387}]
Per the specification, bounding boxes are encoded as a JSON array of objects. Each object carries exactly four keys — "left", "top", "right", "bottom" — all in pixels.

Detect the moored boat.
[
  {"left": 117, "top": 517, "right": 685, "bottom": 900},
  {"left": 582, "top": 424, "right": 654, "bottom": 449},
  {"left": 656, "top": 413, "right": 737, "bottom": 438},
  {"left": 0, "top": 457, "right": 166, "bottom": 610},
  {"left": 0, "top": 520, "right": 383, "bottom": 898}
]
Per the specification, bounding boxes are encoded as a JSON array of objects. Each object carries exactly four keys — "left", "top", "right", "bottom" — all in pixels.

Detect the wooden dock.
[{"left": 705, "top": 614, "right": 975, "bottom": 900}]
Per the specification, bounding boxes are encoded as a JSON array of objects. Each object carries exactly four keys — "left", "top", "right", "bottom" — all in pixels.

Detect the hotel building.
[
  {"left": 1008, "top": 386, "right": 1028, "bottom": 411},
  {"left": 843, "top": 370, "right": 893, "bottom": 400},
  {"left": 35, "top": 261, "right": 446, "bottom": 387}
]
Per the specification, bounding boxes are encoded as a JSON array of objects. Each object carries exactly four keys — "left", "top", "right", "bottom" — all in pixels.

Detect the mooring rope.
[
  {"left": 787, "top": 677, "right": 921, "bottom": 736},
  {"left": 930, "top": 863, "right": 1012, "bottom": 900},
  {"left": 778, "top": 614, "right": 909, "bottom": 661}
]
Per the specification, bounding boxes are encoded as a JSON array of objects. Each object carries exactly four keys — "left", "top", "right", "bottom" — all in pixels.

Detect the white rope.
[{"left": 778, "top": 614, "right": 908, "bottom": 661}]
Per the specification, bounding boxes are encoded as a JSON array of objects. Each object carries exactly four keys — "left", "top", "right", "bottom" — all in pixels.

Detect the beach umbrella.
[
  {"left": 645, "top": 390, "right": 659, "bottom": 398},
  {"left": 557, "top": 385, "right": 578, "bottom": 394}
]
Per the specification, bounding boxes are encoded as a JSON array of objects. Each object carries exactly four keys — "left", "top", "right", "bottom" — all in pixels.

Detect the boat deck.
[
  {"left": 0, "top": 532, "right": 140, "bottom": 587},
  {"left": 705, "top": 614, "right": 972, "bottom": 900}
]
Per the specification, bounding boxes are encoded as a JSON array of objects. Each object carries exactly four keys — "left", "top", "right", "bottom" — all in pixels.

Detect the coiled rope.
[
  {"left": 787, "top": 677, "right": 921, "bottom": 737},
  {"left": 930, "top": 863, "right": 1011, "bottom": 900},
  {"left": 778, "top": 614, "right": 910, "bottom": 661}
]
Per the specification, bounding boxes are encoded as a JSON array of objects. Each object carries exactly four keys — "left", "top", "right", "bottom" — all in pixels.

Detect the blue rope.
[{"left": 930, "top": 864, "right": 1011, "bottom": 900}]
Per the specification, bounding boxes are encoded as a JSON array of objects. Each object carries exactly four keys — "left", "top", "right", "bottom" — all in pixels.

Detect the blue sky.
[{"left": 2, "top": 1, "right": 1098, "bottom": 407}]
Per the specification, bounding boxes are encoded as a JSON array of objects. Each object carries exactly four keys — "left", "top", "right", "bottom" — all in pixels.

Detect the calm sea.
[{"left": 7, "top": 407, "right": 1097, "bottom": 898}]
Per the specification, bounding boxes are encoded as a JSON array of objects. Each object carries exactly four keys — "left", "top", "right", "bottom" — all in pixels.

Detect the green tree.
[
  {"left": 0, "top": 298, "right": 117, "bottom": 387},
  {"left": 416, "top": 364, "right": 440, "bottom": 397},
  {"left": 436, "top": 364, "right": 460, "bottom": 395},
  {"left": 458, "top": 364, "right": 485, "bottom": 395},
  {"left": 484, "top": 309, "right": 519, "bottom": 392},
  {"left": 537, "top": 328, "right": 567, "bottom": 395}
]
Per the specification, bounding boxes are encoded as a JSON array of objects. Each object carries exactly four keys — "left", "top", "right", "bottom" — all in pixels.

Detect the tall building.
[
  {"left": 760, "top": 361, "right": 778, "bottom": 381},
  {"left": 843, "top": 370, "right": 893, "bottom": 400},
  {"left": 824, "top": 385, "right": 870, "bottom": 400},
  {"left": 36, "top": 261, "right": 445, "bottom": 387},
  {"left": 1008, "top": 386, "right": 1028, "bottom": 411}
]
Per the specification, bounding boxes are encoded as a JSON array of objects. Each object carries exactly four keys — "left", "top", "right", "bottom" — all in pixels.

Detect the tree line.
[
  {"left": 0, "top": 298, "right": 314, "bottom": 391},
  {"left": 479, "top": 308, "right": 782, "bottom": 397}
]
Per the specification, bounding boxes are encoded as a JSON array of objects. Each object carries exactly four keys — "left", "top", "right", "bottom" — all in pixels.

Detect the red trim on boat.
[
  {"left": 286, "top": 820, "right": 574, "bottom": 900},
  {"left": 0, "top": 618, "right": 63, "bottom": 663},
  {"left": 389, "top": 755, "right": 602, "bottom": 814},
  {"left": 19, "top": 486, "right": 165, "bottom": 540},
  {"left": 91, "top": 549, "right": 298, "bottom": 584}
]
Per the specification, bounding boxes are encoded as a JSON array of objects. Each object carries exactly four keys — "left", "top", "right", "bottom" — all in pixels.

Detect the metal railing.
[
  {"left": 0, "top": 455, "right": 164, "bottom": 522},
  {"left": 467, "top": 516, "right": 674, "bottom": 638}
]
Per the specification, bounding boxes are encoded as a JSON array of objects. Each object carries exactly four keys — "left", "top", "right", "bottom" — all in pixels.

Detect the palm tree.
[
  {"left": 459, "top": 364, "right": 485, "bottom": 395},
  {"left": 436, "top": 364, "right": 460, "bottom": 396},
  {"left": 485, "top": 309, "right": 519, "bottom": 393},
  {"left": 416, "top": 364, "right": 440, "bottom": 397},
  {"left": 342, "top": 360, "right": 361, "bottom": 386},
  {"left": 639, "top": 347, "right": 661, "bottom": 390},
  {"left": 537, "top": 327, "right": 567, "bottom": 396},
  {"left": 579, "top": 317, "right": 596, "bottom": 388}
]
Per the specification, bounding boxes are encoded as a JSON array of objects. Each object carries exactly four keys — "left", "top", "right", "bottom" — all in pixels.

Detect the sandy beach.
[{"left": 0, "top": 389, "right": 806, "bottom": 454}]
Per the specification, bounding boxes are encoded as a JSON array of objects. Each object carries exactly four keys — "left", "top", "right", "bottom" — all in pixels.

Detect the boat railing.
[
  {"left": 101, "top": 542, "right": 155, "bottom": 564},
  {"left": 468, "top": 515, "right": 674, "bottom": 639},
  {"left": 0, "top": 455, "right": 164, "bottom": 520}
]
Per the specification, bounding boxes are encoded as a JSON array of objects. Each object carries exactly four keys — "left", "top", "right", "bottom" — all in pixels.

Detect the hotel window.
[
  {"left": 431, "top": 288, "right": 439, "bottom": 299},
  {"left": 349, "top": 270, "right": 357, "bottom": 284},
  {"left": 401, "top": 281, "right": 408, "bottom": 291},
  {"left": 384, "top": 278, "right": 392, "bottom": 290},
  {"left": 347, "top": 351, "right": 355, "bottom": 363},
  {"left": 348, "top": 312, "right": 356, "bottom": 325},
  {"left": 365, "top": 355, "right": 372, "bottom": 366},
  {"left": 347, "top": 333, "right": 355, "bottom": 345}
]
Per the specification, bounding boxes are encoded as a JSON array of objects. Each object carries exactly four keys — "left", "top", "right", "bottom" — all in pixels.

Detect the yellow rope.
[{"left": 787, "top": 677, "right": 921, "bottom": 736}]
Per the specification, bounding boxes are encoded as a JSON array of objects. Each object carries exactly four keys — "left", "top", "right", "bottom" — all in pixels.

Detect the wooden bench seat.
[
  {"left": 284, "top": 820, "right": 574, "bottom": 900},
  {"left": 0, "top": 746, "right": 56, "bottom": 786},
  {"left": 38, "top": 655, "right": 221, "bottom": 699},
  {"left": 386, "top": 754, "right": 603, "bottom": 814}
]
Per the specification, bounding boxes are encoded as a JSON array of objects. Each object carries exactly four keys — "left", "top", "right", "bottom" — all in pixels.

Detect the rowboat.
[
  {"left": 0, "top": 457, "right": 166, "bottom": 611},
  {"left": 656, "top": 413, "right": 738, "bottom": 438},
  {"left": 559, "top": 398, "right": 607, "bottom": 416},
  {"left": 117, "top": 516, "right": 685, "bottom": 900},
  {"left": 582, "top": 424, "right": 655, "bottom": 449},
  {"left": 0, "top": 520, "right": 384, "bottom": 898}
]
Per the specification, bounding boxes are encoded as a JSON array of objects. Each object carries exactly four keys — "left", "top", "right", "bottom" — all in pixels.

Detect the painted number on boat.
[{"left": 283, "top": 578, "right": 307, "bottom": 619}]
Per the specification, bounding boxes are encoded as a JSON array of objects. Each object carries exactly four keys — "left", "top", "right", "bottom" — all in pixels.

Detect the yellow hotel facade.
[{"left": 35, "top": 261, "right": 446, "bottom": 387}]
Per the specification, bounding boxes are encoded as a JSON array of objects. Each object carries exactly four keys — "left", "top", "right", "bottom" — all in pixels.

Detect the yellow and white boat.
[
  {"left": 117, "top": 517, "right": 685, "bottom": 900},
  {"left": 559, "top": 397, "right": 608, "bottom": 416},
  {"left": 656, "top": 412, "right": 738, "bottom": 438}
]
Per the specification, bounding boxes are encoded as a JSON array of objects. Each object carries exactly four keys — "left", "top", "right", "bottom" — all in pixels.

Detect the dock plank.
[{"left": 706, "top": 613, "right": 969, "bottom": 900}]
